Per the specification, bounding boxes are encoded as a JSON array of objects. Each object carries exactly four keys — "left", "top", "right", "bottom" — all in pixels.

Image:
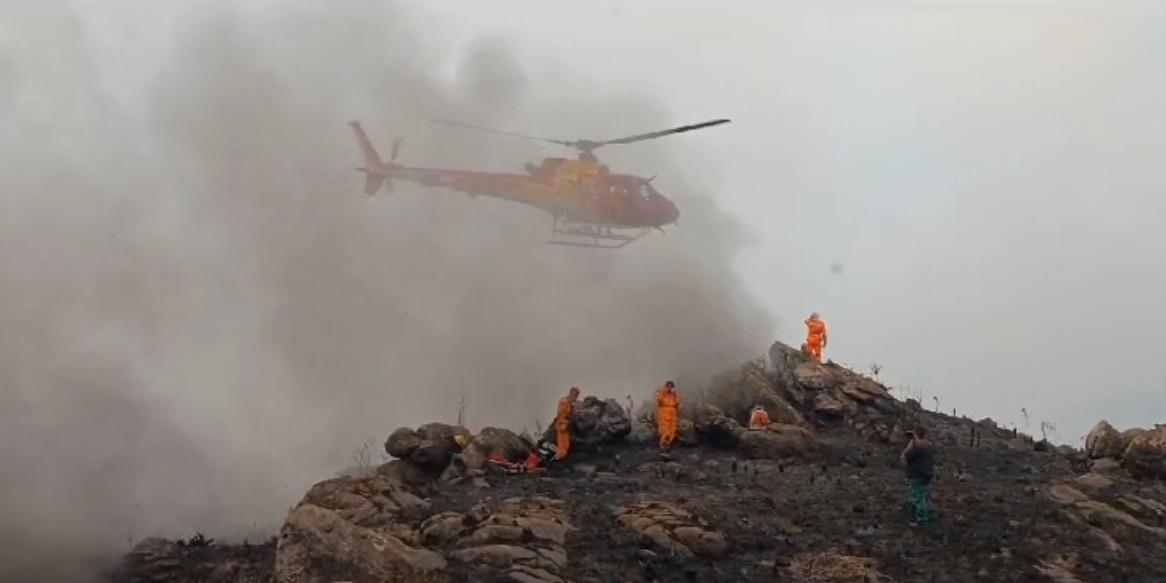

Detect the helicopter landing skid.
[{"left": 547, "top": 224, "right": 648, "bottom": 250}]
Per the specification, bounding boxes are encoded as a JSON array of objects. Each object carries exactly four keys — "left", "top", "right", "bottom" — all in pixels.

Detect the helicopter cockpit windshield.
[
  {"left": 608, "top": 178, "right": 656, "bottom": 201},
  {"left": 637, "top": 181, "right": 661, "bottom": 200}
]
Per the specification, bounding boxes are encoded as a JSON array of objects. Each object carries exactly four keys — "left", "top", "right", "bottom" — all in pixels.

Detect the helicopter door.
[
  {"left": 552, "top": 165, "right": 582, "bottom": 198},
  {"left": 595, "top": 183, "right": 624, "bottom": 223}
]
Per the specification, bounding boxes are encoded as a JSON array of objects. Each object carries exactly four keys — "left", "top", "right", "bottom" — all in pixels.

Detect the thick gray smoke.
[{"left": 0, "top": 2, "right": 769, "bottom": 580}]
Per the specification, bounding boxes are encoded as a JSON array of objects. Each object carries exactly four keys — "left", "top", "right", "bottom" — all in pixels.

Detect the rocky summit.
[{"left": 112, "top": 341, "right": 1166, "bottom": 583}]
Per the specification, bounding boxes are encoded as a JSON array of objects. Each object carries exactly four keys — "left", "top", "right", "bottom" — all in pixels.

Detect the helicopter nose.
[{"left": 661, "top": 198, "right": 680, "bottom": 225}]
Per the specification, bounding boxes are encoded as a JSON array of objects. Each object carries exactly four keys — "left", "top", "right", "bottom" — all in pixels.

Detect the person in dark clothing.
[{"left": 901, "top": 427, "right": 936, "bottom": 525}]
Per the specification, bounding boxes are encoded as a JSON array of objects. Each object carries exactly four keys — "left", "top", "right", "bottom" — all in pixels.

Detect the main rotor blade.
[
  {"left": 430, "top": 119, "right": 573, "bottom": 146},
  {"left": 599, "top": 118, "right": 732, "bottom": 146}
]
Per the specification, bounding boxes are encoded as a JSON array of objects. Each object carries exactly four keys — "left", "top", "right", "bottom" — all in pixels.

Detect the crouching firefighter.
[{"left": 748, "top": 405, "right": 772, "bottom": 429}]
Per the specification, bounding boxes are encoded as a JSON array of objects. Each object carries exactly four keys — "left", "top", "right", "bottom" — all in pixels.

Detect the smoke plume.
[{"left": 0, "top": 2, "right": 769, "bottom": 580}]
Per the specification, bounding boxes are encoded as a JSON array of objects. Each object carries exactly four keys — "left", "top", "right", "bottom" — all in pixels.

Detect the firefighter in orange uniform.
[
  {"left": 554, "top": 387, "right": 580, "bottom": 460},
  {"left": 655, "top": 381, "right": 681, "bottom": 450},
  {"left": 749, "top": 405, "right": 772, "bottom": 429},
  {"left": 804, "top": 312, "right": 828, "bottom": 362}
]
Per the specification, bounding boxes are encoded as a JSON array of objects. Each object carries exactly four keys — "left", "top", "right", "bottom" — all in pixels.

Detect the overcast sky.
[
  {"left": 416, "top": 0, "right": 1166, "bottom": 442},
  {"left": 3, "top": 1, "right": 1165, "bottom": 578}
]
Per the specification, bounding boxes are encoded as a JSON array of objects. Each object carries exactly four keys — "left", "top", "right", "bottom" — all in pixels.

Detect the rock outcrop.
[
  {"left": 440, "top": 497, "right": 574, "bottom": 583},
  {"left": 706, "top": 341, "right": 905, "bottom": 446},
  {"left": 276, "top": 504, "right": 447, "bottom": 583},
  {"left": 1121, "top": 426, "right": 1166, "bottom": 479},
  {"left": 1079, "top": 420, "right": 1166, "bottom": 480},
  {"left": 275, "top": 475, "right": 445, "bottom": 583},
  {"left": 738, "top": 424, "right": 818, "bottom": 460},
  {"left": 615, "top": 501, "right": 728, "bottom": 558},
  {"left": 267, "top": 471, "right": 579, "bottom": 583},
  {"left": 1084, "top": 420, "right": 1125, "bottom": 459},
  {"left": 1046, "top": 473, "right": 1166, "bottom": 578}
]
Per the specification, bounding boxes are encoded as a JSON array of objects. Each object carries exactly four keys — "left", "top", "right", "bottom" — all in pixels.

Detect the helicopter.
[{"left": 348, "top": 117, "right": 730, "bottom": 248}]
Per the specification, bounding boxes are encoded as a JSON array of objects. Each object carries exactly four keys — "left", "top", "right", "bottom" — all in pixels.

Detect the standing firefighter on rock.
[
  {"left": 554, "top": 387, "right": 580, "bottom": 460},
  {"left": 804, "top": 312, "right": 828, "bottom": 362},
  {"left": 655, "top": 381, "right": 681, "bottom": 450}
]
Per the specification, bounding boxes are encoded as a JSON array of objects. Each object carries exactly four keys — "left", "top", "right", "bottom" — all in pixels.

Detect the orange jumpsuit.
[
  {"left": 805, "top": 318, "right": 828, "bottom": 362},
  {"left": 655, "top": 387, "right": 681, "bottom": 448},
  {"left": 554, "top": 397, "right": 574, "bottom": 459},
  {"left": 523, "top": 451, "right": 541, "bottom": 471},
  {"left": 749, "top": 408, "right": 772, "bottom": 429}
]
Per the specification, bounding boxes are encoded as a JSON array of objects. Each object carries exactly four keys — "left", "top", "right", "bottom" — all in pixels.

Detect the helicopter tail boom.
[{"left": 349, "top": 121, "right": 393, "bottom": 195}]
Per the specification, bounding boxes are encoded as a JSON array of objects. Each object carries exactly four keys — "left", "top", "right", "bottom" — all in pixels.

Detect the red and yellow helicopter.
[{"left": 348, "top": 117, "right": 730, "bottom": 248}]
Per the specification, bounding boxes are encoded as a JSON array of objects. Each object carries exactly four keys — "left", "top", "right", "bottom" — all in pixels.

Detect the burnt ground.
[
  {"left": 112, "top": 384, "right": 1166, "bottom": 583},
  {"left": 425, "top": 431, "right": 1166, "bottom": 583},
  {"left": 113, "top": 429, "right": 1166, "bottom": 583}
]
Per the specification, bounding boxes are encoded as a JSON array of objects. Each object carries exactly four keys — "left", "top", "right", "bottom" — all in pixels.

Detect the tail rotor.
[{"left": 348, "top": 121, "right": 396, "bottom": 195}]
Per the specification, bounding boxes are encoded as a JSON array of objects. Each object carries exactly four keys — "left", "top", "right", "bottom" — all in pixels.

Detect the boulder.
[
  {"left": 691, "top": 404, "right": 745, "bottom": 447},
  {"left": 739, "top": 424, "right": 817, "bottom": 460},
  {"left": 444, "top": 427, "right": 533, "bottom": 481},
  {"left": 542, "top": 397, "right": 630, "bottom": 449},
  {"left": 377, "top": 459, "right": 439, "bottom": 489},
  {"left": 768, "top": 341, "right": 814, "bottom": 406},
  {"left": 707, "top": 360, "right": 806, "bottom": 425},
  {"left": 1122, "top": 426, "right": 1166, "bottom": 479},
  {"left": 276, "top": 504, "right": 447, "bottom": 583},
  {"left": 676, "top": 419, "right": 699, "bottom": 446},
  {"left": 420, "top": 512, "right": 466, "bottom": 546},
  {"left": 1121, "top": 428, "right": 1147, "bottom": 451},
  {"left": 385, "top": 427, "right": 422, "bottom": 459},
  {"left": 385, "top": 423, "right": 470, "bottom": 471},
  {"left": 414, "top": 423, "right": 471, "bottom": 468},
  {"left": 812, "top": 391, "right": 850, "bottom": 418},
  {"left": 849, "top": 377, "right": 890, "bottom": 400},
  {"left": 628, "top": 419, "right": 656, "bottom": 444},
  {"left": 450, "top": 545, "right": 539, "bottom": 569},
  {"left": 1074, "top": 473, "right": 1115, "bottom": 493},
  {"left": 571, "top": 396, "right": 632, "bottom": 446},
  {"left": 793, "top": 362, "right": 842, "bottom": 390},
  {"left": 1085, "top": 421, "right": 1125, "bottom": 459}
]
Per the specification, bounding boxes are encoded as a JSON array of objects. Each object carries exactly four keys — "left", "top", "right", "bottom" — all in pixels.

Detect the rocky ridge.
[{"left": 113, "top": 341, "right": 1166, "bottom": 583}]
